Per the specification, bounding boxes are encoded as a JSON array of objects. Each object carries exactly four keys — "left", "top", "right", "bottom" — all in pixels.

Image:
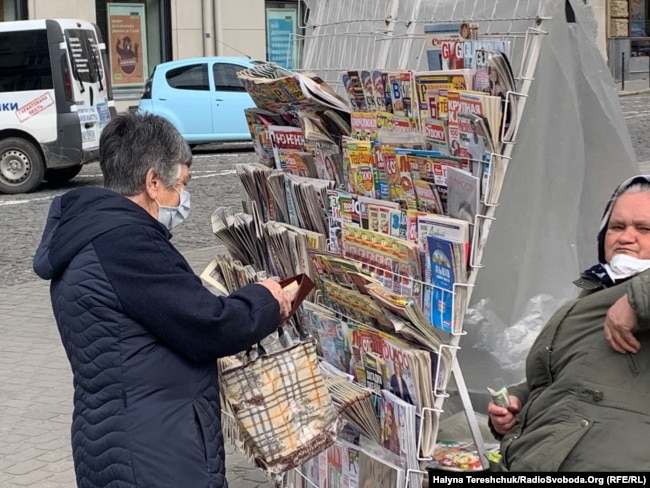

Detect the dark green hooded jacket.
[{"left": 497, "top": 175, "right": 650, "bottom": 471}]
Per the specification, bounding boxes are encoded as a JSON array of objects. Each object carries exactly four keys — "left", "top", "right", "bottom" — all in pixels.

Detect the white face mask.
[
  {"left": 604, "top": 254, "right": 650, "bottom": 282},
  {"left": 157, "top": 188, "right": 191, "bottom": 231}
]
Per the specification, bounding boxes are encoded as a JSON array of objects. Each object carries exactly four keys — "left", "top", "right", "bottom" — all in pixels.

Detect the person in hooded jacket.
[
  {"left": 33, "top": 111, "right": 293, "bottom": 487},
  {"left": 487, "top": 175, "right": 650, "bottom": 471}
]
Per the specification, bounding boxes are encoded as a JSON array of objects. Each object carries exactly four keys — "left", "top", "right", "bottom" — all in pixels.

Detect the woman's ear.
[{"left": 144, "top": 168, "right": 161, "bottom": 201}]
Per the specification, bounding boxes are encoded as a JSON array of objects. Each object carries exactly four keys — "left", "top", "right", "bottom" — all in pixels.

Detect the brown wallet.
[{"left": 278, "top": 274, "right": 315, "bottom": 318}]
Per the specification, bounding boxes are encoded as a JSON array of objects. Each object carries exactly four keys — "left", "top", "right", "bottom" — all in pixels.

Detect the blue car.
[{"left": 138, "top": 56, "right": 264, "bottom": 144}]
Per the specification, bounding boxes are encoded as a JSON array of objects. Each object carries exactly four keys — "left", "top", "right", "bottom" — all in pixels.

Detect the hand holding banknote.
[
  {"left": 487, "top": 386, "right": 510, "bottom": 408},
  {"left": 487, "top": 386, "right": 521, "bottom": 436}
]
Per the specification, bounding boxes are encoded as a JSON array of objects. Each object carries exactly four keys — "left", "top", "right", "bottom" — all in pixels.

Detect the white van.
[{"left": 0, "top": 19, "right": 116, "bottom": 194}]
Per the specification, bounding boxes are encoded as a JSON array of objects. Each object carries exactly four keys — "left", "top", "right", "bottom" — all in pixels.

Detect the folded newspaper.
[{"left": 237, "top": 62, "right": 351, "bottom": 114}]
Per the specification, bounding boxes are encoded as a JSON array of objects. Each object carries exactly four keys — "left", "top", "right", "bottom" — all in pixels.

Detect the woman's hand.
[
  {"left": 487, "top": 395, "right": 521, "bottom": 436},
  {"left": 258, "top": 279, "right": 293, "bottom": 321},
  {"left": 604, "top": 294, "right": 640, "bottom": 354}
]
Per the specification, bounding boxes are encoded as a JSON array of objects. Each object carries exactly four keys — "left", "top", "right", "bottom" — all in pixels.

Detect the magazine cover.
[
  {"left": 360, "top": 70, "right": 377, "bottom": 112},
  {"left": 327, "top": 441, "right": 345, "bottom": 487},
  {"left": 351, "top": 112, "right": 379, "bottom": 141},
  {"left": 341, "top": 72, "right": 359, "bottom": 111},
  {"left": 427, "top": 235, "right": 456, "bottom": 333},
  {"left": 380, "top": 390, "right": 421, "bottom": 488},
  {"left": 357, "top": 447, "right": 404, "bottom": 488},
  {"left": 458, "top": 113, "right": 492, "bottom": 168},
  {"left": 424, "top": 23, "right": 463, "bottom": 70},
  {"left": 423, "top": 118, "right": 449, "bottom": 154},
  {"left": 314, "top": 140, "right": 345, "bottom": 187},
  {"left": 446, "top": 166, "right": 479, "bottom": 227},
  {"left": 416, "top": 212, "right": 470, "bottom": 283},
  {"left": 413, "top": 70, "right": 470, "bottom": 123},
  {"left": 381, "top": 339, "right": 419, "bottom": 409},
  {"left": 327, "top": 189, "right": 344, "bottom": 254},
  {"left": 429, "top": 440, "right": 500, "bottom": 472},
  {"left": 372, "top": 144, "right": 391, "bottom": 200},
  {"left": 372, "top": 70, "right": 388, "bottom": 112},
  {"left": 387, "top": 71, "right": 404, "bottom": 116},
  {"left": 345, "top": 140, "right": 377, "bottom": 198},
  {"left": 390, "top": 149, "right": 417, "bottom": 210},
  {"left": 342, "top": 440, "right": 361, "bottom": 488},
  {"left": 423, "top": 22, "right": 477, "bottom": 70},
  {"left": 315, "top": 313, "right": 350, "bottom": 373},
  {"left": 469, "top": 41, "right": 512, "bottom": 91},
  {"left": 267, "top": 125, "right": 307, "bottom": 171},
  {"left": 346, "top": 70, "right": 369, "bottom": 112}
]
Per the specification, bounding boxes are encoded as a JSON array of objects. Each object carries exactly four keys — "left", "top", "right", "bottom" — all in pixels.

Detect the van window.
[
  {"left": 0, "top": 30, "right": 53, "bottom": 92},
  {"left": 166, "top": 64, "right": 209, "bottom": 91},
  {"left": 65, "top": 29, "right": 103, "bottom": 85}
]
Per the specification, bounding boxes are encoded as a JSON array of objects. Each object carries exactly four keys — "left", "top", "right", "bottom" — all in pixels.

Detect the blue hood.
[{"left": 33, "top": 187, "right": 167, "bottom": 280}]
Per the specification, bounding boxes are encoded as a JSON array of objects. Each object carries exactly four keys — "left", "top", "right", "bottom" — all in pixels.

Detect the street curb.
[{"left": 619, "top": 88, "right": 650, "bottom": 96}]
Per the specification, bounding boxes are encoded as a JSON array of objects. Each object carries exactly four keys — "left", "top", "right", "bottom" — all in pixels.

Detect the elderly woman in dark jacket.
[
  {"left": 488, "top": 175, "right": 650, "bottom": 471},
  {"left": 33, "top": 112, "right": 292, "bottom": 487}
]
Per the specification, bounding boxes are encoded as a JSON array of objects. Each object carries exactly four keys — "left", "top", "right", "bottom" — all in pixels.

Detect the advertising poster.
[
  {"left": 266, "top": 7, "right": 297, "bottom": 69},
  {"left": 108, "top": 3, "right": 148, "bottom": 87}
]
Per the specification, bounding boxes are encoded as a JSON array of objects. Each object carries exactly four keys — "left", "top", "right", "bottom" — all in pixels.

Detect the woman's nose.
[{"left": 618, "top": 227, "right": 637, "bottom": 242}]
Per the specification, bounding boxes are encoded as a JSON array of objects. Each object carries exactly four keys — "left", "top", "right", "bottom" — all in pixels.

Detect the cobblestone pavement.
[
  {"left": 618, "top": 80, "right": 650, "bottom": 163},
  {"left": 0, "top": 84, "right": 647, "bottom": 487}
]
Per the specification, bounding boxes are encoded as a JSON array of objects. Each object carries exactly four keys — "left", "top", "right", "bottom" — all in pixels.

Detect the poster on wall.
[
  {"left": 107, "top": 3, "right": 148, "bottom": 87},
  {"left": 266, "top": 7, "right": 298, "bottom": 70}
]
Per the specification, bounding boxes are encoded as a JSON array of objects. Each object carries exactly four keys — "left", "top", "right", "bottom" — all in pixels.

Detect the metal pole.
[{"left": 621, "top": 51, "right": 625, "bottom": 91}]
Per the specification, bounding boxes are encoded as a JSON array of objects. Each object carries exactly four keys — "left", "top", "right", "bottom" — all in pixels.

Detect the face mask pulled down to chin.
[
  {"left": 604, "top": 253, "right": 650, "bottom": 282},
  {"left": 157, "top": 188, "right": 191, "bottom": 231}
]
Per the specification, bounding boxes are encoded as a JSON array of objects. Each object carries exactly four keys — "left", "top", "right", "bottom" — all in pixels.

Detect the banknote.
[{"left": 487, "top": 386, "right": 509, "bottom": 408}]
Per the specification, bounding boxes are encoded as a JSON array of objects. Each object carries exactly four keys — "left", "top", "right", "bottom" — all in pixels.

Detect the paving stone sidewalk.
[
  {"left": 617, "top": 77, "right": 650, "bottom": 95},
  {"left": 0, "top": 246, "right": 275, "bottom": 487}
]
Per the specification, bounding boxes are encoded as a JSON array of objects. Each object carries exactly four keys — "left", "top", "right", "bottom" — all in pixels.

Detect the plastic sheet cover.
[{"left": 301, "top": 0, "right": 640, "bottom": 393}]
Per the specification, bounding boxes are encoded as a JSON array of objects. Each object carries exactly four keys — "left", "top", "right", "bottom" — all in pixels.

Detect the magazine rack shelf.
[
  {"left": 426, "top": 19, "right": 547, "bottom": 474},
  {"left": 210, "top": 6, "right": 551, "bottom": 487}
]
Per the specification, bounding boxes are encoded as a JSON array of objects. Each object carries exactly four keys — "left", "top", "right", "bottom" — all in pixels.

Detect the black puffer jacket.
[{"left": 33, "top": 187, "right": 280, "bottom": 487}]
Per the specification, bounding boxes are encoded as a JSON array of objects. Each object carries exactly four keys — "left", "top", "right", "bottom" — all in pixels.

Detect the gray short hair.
[
  {"left": 99, "top": 111, "right": 192, "bottom": 195},
  {"left": 620, "top": 181, "right": 650, "bottom": 196}
]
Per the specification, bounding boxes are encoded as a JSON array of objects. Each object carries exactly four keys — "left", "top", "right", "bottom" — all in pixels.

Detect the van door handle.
[
  {"left": 215, "top": 98, "right": 224, "bottom": 102},
  {"left": 158, "top": 97, "right": 167, "bottom": 101}
]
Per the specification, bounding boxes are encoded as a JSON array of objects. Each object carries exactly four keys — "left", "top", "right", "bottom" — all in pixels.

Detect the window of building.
[
  {"left": 96, "top": 0, "right": 171, "bottom": 98},
  {"left": 0, "top": 0, "right": 27, "bottom": 21},
  {"left": 265, "top": 1, "right": 306, "bottom": 69},
  {"left": 630, "top": 0, "right": 650, "bottom": 56}
]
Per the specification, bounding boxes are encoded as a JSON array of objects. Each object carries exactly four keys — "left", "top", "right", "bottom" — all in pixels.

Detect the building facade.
[
  {"left": 1, "top": 0, "right": 304, "bottom": 111},
  {"left": 604, "top": 0, "right": 650, "bottom": 80},
  {"left": 1, "top": 0, "right": 647, "bottom": 110}
]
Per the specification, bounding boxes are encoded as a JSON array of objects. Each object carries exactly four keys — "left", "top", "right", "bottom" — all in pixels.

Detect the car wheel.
[
  {"left": 0, "top": 137, "right": 45, "bottom": 194},
  {"left": 44, "top": 165, "right": 83, "bottom": 183}
]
